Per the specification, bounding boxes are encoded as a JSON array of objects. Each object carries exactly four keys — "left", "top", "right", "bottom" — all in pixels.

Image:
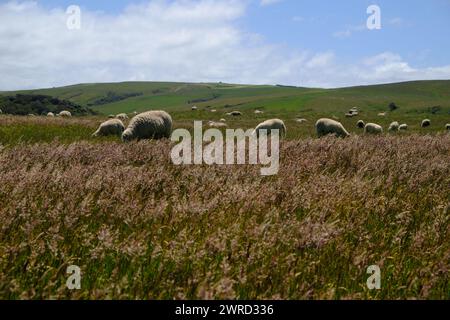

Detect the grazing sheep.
[
  {"left": 230, "top": 111, "right": 242, "bottom": 116},
  {"left": 315, "top": 118, "right": 350, "bottom": 138},
  {"left": 211, "top": 109, "right": 217, "bottom": 113},
  {"left": 108, "top": 114, "right": 115, "bottom": 118},
  {"left": 253, "top": 119, "right": 286, "bottom": 138},
  {"left": 356, "top": 120, "right": 365, "bottom": 128},
  {"left": 378, "top": 112, "right": 386, "bottom": 117},
  {"left": 296, "top": 118, "right": 307, "bottom": 123},
  {"left": 364, "top": 123, "right": 383, "bottom": 134},
  {"left": 219, "top": 118, "right": 226, "bottom": 122},
  {"left": 122, "top": 110, "right": 172, "bottom": 142},
  {"left": 47, "top": 112, "right": 55, "bottom": 117},
  {"left": 116, "top": 113, "right": 128, "bottom": 121},
  {"left": 191, "top": 106, "right": 198, "bottom": 111},
  {"left": 58, "top": 110, "right": 72, "bottom": 117},
  {"left": 421, "top": 119, "right": 431, "bottom": 128},
  {"left": 208, "top": 121, "right": 227, "bottom": 128},
  {"left": 254, "top": 110, "right": 264, "bottom": 114},
  {"left": 93, "top": 119, "right": 125, "bottom": 137},
  {"left": 399, "top": 124, "right": 408, "bottom": 131},
  {"left": 388, "top": 121, "right": 400, "bottom": 132},
  {"left": 445, "top": 124, "right": 450, "bottom": 131}
]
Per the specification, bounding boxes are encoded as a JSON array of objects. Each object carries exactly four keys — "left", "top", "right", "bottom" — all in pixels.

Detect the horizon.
[{"left": 1, "top": 0, "right": 450, "bottom": 90}]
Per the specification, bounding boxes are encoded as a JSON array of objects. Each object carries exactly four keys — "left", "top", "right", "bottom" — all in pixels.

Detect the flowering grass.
[{"left": 0, "top": 132, "right": 448, "bottom": 299}]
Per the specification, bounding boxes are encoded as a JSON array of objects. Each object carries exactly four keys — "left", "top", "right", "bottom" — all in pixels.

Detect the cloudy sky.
[{"left": 0, "top": 0, "right": 449, "bottom": 90}]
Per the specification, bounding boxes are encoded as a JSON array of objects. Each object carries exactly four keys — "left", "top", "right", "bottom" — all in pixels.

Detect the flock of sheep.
[{"left": 87, "top": 105, "right": 450, "bottom": 142}]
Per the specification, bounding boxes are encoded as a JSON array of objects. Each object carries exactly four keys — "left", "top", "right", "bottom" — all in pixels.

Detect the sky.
[{"left": 0, "top": 0, "right": 449, "bottom": 90}]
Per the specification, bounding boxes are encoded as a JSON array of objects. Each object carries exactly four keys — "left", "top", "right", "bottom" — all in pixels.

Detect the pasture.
[{"left": 0, "top": 80, "right": 449, "bottom": 299}]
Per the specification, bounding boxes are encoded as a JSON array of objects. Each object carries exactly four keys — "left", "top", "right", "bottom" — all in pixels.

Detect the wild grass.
[{"left": 0, "top": 134, "right": 448, "bottom": 299}]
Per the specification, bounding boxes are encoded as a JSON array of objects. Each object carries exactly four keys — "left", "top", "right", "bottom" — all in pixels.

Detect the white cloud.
[{"left": 0, "top": 1, "right": 449, "bottom": 90}]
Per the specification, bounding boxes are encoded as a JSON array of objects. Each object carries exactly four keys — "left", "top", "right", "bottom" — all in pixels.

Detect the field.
[{"left": 0, "top": 80, "right": 449, "bottom": 299}]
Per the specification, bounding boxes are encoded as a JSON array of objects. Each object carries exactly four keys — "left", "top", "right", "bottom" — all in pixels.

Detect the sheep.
[
  {"left": 191, "top": 106, "right": 198, "bottom": 111},
  {"left": 93, "top": 119, "right": 125, "bottom": 137},
  {"left": 399, "top": 124, "right": 408, "bottom": 131},
  {"left": 58, "top": 110, "right": 72, "bottom": 117},
  {"left": 315, "top": 118, "right": 350, "bottom": 138},
  {"left": 378, "top": 112, "right": 386, "bottom": 117},
  {"left": 254, "top": 110, "right": 264, "bottom": 114},
  {"left": 356, "top": 120, "right": 365, "bottom": 128},
  {"left": 364, "top": 123, "right": 383, "bottom": 134},
  {"left": 208, "top": 121, "right": 227, "bottom": 128},
  {"left": 345, "top": 113, "right": 354, "bottom": 118},
  {"left": 108, "top": 114, "right": 115, "bottom": 118},
  {"left": 296, "top": 118, "right": 307, "bottom": 123},
  {"left": 421, "top": 119, "right": 431, "bottom": 128},
  {"left": 230, "top": 111, "right": 242, "bottom": 116},
  {"left": 388, "top": 121, "right": 400, "bottom": 132},
  {"left": 211, "top": 109, "right": 217, "bottom": 113},
  {"left": 116, "top": 113, "right": 128, "bottom": 121},
  {"left": 445, "top": 124, "right": 450, "bottom": 131},
  {"left": 122, "top": 110, "right": 172, "bottom": 142},
  {"left": 253, "top": 119, "right": 286, "bottom": 138},
  {"left": 219, "top": 118, "right": 226, "bottom": 122},
  {"left": 47, "top": 112, "right": 55, "bottom": 117}
]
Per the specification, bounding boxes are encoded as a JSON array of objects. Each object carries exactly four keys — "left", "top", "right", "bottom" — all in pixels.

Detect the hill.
[{"left": 1, "top": 80, "right": 449, "bottom": 117}]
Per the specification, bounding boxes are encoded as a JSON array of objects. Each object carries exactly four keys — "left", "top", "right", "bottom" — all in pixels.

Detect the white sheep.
[
  {"left": 211, "top": 109, "right": 217, "bottom": 113},
  {"left": 296, "top": 118, "right": 307, "bottom": 123},
  {"left": 378, "top": 112, "right": 386, "bottom": 117},
  {"left": 93, "top": 119, "right": 125, "bottom": 137},
  {"left": 254, "top": 110, "right": 264, "bottom": 114},
  {"left": 388, "top": 121, "right": 399, "bottom": 132},
  {"left": 47, "top": 112, "right": 55, "bottom": 117},
  {"left": 219, "top": 118, "right": 226, "bottom": 122},
  {"left": 253, "top": 119, "right": 286, "bottom": 138},
  {"left": 230, "top": 111, "right": 242, "bottom": 116},
  {"left": 356, "top": 120, "right": 365, "bottom": 128},
  {"left": 315, "top": 118, "right": 350, "bottom": 138},
  {"left": 445, "top": 124, "right": 450, "bottom": 131},
  {"left": 58, "top": 110, "right": 72, "bottom": 117},
  {"left": 364, "top": 123, "right": 383, "bottom": 134},
  {"left": 116, "top": 113, "right": 128, "bottom": 120},
  {"left": 191, "top": 106, "right": 198, "bottom": 111},
  {"left": 122, "top": 110, "right": 172, "bottom": 142},
  {"left": 421, "top": 119, "right": 431, "bottom": 127},
  {"left": 399, "top": 124, "right": 408, "bottom": 131},
  {"left": 208, "top": 121, "right": 227, "bottom": 128}
]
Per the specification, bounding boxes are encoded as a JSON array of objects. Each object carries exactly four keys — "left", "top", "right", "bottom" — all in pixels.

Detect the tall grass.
[{"left": 0, "top": 135, "right": 448, "bottom": 299}]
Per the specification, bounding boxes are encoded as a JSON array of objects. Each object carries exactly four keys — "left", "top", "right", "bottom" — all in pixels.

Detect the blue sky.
[{"left": 0, "top": 0, "right": 449, "bottom": 89}]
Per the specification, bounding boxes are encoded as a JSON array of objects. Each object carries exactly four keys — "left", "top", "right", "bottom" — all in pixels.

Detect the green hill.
[{"left": 1, "top": 80, "right": 449, "bottom": 118}]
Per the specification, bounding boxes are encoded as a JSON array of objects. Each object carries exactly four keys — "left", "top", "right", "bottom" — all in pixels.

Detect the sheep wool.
[
  {"left": 93, "top": 119, "right": 125, "bottom": 137},
  {"left": 122, "top": 110, "right": 172, "bottom": 142},
  {"left": 364, "top": 123, "right": 383, "bottom": 134},
  {"left": 47, "top": 112, "right": 55, "bottom": 117},
  {"left": 421, "top": 119, "right": 431, "bottom": 128},
  {"left": 399, "top": 124, "right": 408, "bottom": 131},
  {"left": 253, "top": 119, "right": 286, "bottom": 138},
  {"left": 58, "top": 110, "right": 72, "bottom": 117},
  {"left": 388, "top": 121, "right": 400, "bottom": 132},
  {"left": 116, "top": 113, "right": 129, "bottom": 120},
  {"left": 315, "top": 118, "right": 350, "bottom": 138}
]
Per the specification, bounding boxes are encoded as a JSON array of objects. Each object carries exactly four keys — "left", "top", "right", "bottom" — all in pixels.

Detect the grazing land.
[{"left": 0, "top": 80, "right": 449, "bottom": 299}]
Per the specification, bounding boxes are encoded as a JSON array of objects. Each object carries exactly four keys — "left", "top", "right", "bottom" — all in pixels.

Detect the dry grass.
[{"left": 0, "top": 135, "right": 449, "bottom": 299}]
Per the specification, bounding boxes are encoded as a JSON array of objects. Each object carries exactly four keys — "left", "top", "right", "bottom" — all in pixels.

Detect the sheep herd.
[{"left": 85, "top": 106, "right": 450, "bottom": 142}]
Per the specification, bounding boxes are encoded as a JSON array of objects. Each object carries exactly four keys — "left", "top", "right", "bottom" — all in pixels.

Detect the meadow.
[{"left": 0, "top": 80, "right": 449, "bottom": 299}]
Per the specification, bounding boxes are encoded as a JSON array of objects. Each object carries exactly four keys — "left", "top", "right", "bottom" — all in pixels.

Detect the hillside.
[{"left": 2, "top": 80, "right": 449, "bottom": 117}]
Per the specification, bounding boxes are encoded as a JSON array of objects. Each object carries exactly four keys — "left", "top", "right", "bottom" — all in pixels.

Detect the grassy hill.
[{"left": 1, "top": 80, "right": 449, "bottom": 117}]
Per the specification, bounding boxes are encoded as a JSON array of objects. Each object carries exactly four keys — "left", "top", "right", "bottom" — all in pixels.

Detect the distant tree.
[{"left": 389, "top": 102, "right": 398, "bottom": 111}]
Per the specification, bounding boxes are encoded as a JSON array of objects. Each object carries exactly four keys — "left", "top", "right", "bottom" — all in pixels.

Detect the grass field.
[{"left": 0, "top": 80, "right": 449, "bottom": 299}]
